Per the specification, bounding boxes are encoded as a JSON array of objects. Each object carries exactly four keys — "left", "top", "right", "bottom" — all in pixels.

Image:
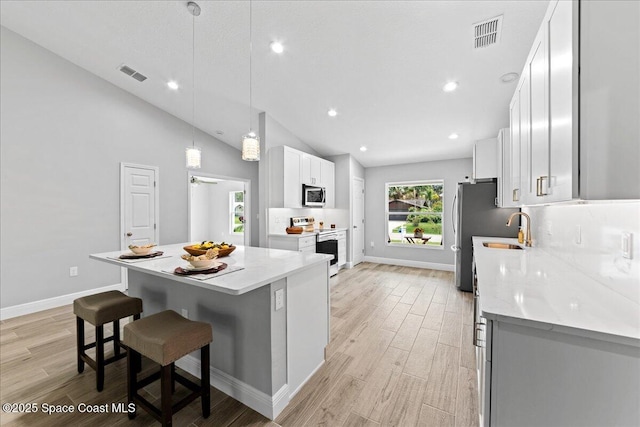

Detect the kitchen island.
[{"left": 90, "top": 244, "right": 332, "bottom": 420}]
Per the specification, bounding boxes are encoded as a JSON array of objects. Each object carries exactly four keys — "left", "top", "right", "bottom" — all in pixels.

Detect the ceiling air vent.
[
  {"left": 118, "top": 64, "right": 147, "bottom": 82},
  {"left": 473, "top": 15, "right": 503, "bottom": 49}
]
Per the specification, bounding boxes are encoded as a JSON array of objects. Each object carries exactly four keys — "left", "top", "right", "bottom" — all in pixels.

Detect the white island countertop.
[
  {"left": 90, "top": 243, "right": 332, "bottom": 296},
  {"left": 472, "top": 236, "right": 640, "bottom": 347}
]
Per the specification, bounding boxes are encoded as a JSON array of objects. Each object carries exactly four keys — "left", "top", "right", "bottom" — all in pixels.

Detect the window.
[
  {"left": 386, "top": 180, "right": 444, "bottom": 248},
  {"left": 230, "top": 191, "right": 244, "bottom": 235}
]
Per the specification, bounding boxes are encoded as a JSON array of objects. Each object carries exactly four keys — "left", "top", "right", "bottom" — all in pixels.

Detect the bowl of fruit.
[
  {"left": 183, "top": 241, "right": 236, "bottom": 258},
  {"left": 128, "top": 244, "right": 156, "bottom": 255}
]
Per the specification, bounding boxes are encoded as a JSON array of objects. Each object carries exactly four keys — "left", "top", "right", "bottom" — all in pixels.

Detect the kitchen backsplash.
[
  {"left": 523, "top": 201, "right": 640, "bottom": 305},
  {"left": 268, "top": 208, "right": 348, "bottom": 234}
]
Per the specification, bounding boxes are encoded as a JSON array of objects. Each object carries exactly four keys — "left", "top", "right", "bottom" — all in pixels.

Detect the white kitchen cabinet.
[
  {"left": 496, "top": 128, "right": 513, "bottom": 208},
  {"left": 478, "top": 318, "right": 640, "bottom": 427},
  {"left": 269, "top": 234, "right": 316, "bottom": 253},
  {"left": 506, "top": 0, "right": 638, "bottom": 203},
  {"left": 579, "top": 0, "right": 640, "bottom": 199},
  {"left": 336, "top": 230, "right": 346, "bottom": 268},
  {"left": 301, "top": 154, "right": 321, "bottom": 186},
  {"left": 270, "top": 145, "right": 302, "bottom": 208},
  {"left": 528, "top": 28, "right": 550, "bottom": 203},
  {"left": 320, "top": 160, "right": 335, "bottom": 208},
  {"left": 269, "top": 146, "right": 335, "bottom": 208},
  {"left": 472, "top": 138, "right": 498, "bottom": 181}
]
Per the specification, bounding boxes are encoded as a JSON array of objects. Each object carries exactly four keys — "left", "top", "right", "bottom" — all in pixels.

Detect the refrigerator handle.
[{"left": 451, "top": 193, "right": 458, "bottom": 234}]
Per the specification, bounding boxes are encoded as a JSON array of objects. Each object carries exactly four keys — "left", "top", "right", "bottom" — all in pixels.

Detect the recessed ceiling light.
[
  {"left": 449, "top": 133, "right": 459, "bottom": 140},
  {"left": 360, "top": 146, "right": 367, "bottom": 152},
  {"left": 327, "top": 109, "right": 338, "bottom": 117},
  {"left": 270, "top": 41, "right": 284, "bottom": 54},
  {"left": 442, "top": 81, "right": 459, "bottom": 92},
  {"left": 500, "top": 72, "right": 519, "bottom": 83},
  {"left": 167, "top": 80, "right": 179, "bottom": 90}
]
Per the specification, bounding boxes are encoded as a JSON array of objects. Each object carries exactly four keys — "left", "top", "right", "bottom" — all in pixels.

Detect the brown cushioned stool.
[
  {"left": 74, "top": 290, "right": 142, "bottom": 391},
  {"left": 123, "top": 310, "right": 212, "bottom": 427}
]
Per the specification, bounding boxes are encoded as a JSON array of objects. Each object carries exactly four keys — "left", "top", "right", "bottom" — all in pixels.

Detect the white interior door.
[
  {"left": 352, "top": 177, "right": 365, "bottom": 265},
  {"left": 120, "top": 163, "right": 159, "bottom": 287}
]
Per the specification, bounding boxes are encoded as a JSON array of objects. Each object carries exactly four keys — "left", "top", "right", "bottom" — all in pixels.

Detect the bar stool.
[
  {"left": 74, "top": 290, "right": 143, "bottom": 391},
  {"left": 123, "top": 310, "right": 212, "bottom": 427}
]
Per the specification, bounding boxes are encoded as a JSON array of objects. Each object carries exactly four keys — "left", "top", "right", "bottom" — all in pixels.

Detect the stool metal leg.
[
  {"left": 201, "top": 344, "right": 210, "bottom": 418},
  {"left": 126, "top": 347, "right": 137, "bottom": 420},
  {"left": 96, "top": 325, "right": 104, "bottom": 392},
  {"left": 76, "top": 317, "right": 85, "bottom": 373},
  {"left": 161, "top": 364, "right": 173, "bottom": 427}
]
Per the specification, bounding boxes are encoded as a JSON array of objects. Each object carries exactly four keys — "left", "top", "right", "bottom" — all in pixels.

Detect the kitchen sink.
[{"left": 482, "top": 242, "right": 523, "bottom": 250}]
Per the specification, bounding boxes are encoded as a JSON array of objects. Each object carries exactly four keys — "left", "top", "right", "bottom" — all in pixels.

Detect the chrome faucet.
[{"left": 506, "top": 212, "right": 532, "bottom": 247}]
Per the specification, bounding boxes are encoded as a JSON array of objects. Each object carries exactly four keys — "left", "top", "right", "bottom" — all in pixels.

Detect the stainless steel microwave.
[{"left": 302, "top": 184, "right": 326, "bottom": 207}]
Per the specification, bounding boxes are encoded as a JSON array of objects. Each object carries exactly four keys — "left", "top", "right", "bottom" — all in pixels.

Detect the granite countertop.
[
  {"left": 269, "top": 227, "right": 348, "bottom": 238},
  {"left": 472, "top": 236, "right": 640, "bottom": 347},
  {"left": 90, "top": 243, "right": 331, "bottom": 296}
]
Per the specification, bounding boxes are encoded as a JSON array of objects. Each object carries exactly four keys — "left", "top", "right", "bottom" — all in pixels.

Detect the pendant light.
[
  {"left": 185, "top": 1, "right": 202, "bottom": 169},
  {"left": 241, "top": 0, "right": 260, "bottom": 161}
]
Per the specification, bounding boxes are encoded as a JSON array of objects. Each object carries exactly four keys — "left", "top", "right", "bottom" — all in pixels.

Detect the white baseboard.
[
  {"left": 0, "top": 283, "right": 125, "bottom": 320},
  {"left": 176, "top": 355, "right": 290, "bottom": 420},
  {"left": 363, "top": 256, "right": 454, "bottom": 272},
  {"left": 289, "top": 360, "right": 324, "bottom": 399}
]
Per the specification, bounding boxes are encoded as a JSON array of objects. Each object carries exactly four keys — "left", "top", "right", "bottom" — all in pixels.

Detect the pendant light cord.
[
  {"left": 192, "top": 10, "right": 196, "bottom": 148},
  {"left": 249, "top": 0, "right": 253, "bottom": 134}
]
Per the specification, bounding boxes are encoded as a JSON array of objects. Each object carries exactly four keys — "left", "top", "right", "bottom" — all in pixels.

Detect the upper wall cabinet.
[
  {"left": 508, "top": 0, "right": 639, "bottom": 203},
  {"left": 473, "top": 138, "right": 498, "bottom": 181},
  {"left": 269, "top": 145, "right": 335, "bottom": 208}
]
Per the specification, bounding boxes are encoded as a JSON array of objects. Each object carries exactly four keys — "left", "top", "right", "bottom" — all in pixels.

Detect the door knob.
[
  {"left": 126, "top": 232, "right": 133, "bottom": 237},
  {"left": 353, "top": 225, "right": 358, "bottom": 229}
]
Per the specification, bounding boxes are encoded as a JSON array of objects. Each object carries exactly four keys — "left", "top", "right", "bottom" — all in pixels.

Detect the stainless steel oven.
[
  {"left": 302, "top": 184, "right": 326, "bottom": 207},
  {"left": 316, "top": 231, "right": 338, "bottom": 277}
]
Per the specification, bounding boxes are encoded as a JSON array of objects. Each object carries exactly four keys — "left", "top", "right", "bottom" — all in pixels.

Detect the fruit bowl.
[
  {"left": 128, "top": 244, "right": 156, "bottom": 255},
  {"left": 184, "top": 243, "right": 236, "bottom": 258}
]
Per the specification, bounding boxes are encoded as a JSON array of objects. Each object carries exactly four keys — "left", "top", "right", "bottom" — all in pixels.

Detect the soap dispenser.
[{"left": 517, "top": 227, "right": 525, "bottom": 244}]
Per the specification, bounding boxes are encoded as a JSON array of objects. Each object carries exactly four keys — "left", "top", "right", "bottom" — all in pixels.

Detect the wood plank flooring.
[{"left": 0, "top": 262, "right": 478, "bottom": 426}]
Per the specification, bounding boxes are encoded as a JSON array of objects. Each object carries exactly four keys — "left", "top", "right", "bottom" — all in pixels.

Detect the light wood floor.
[{"left": 0, "top": 263, "right": 478, "bottom": 426}]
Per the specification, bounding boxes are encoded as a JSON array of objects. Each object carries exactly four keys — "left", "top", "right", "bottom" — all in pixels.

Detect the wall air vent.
[
  {"left": 118, "top": 64, "right": 147, "bottom": 82},
  {"left": 473, "top": 15, "right": 503, "bottom": 49}
]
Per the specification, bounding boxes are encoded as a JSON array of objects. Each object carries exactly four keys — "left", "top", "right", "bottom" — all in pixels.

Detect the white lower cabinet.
[
  {"left": 477, "top": 318, "right": 640, "bottom": 426},
  {"left": 336, "top": 230, "right": 346, "bottom": 268},
  {"left": 269, "top": 235, "right": 316, "bottom": 253}
]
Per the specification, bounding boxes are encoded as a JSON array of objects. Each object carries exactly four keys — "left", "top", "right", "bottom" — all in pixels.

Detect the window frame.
[
  {"left": 385, "top": 179, "right": 444, "bottom": 250},
  {"left": 229, "top": 191, "right": 245, "bottom": 235}
]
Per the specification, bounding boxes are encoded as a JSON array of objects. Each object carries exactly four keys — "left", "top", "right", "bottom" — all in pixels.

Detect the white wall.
[
  {"left": 0, "top": 27, "right": 259, "bottom": 309},
  {"left": 523, "top": 201, "right": 640, "bottom": 305},
  {"left": 364, "top": 158, "right": 473, "bottom": 268}
]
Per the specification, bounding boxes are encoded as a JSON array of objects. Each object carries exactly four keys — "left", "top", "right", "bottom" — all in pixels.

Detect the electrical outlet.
[
  {"left": 622, "top": 232, "right": 632, "bottom": 259},
  {"left": 69, "top": 266, "right": 78, "bottom": 277},
  {"left": 275, "top": 289, "right": 284, "bottom": 311},
  {"left": 371, "top": 241, "right": 375, "bottom": 248},
  {"left": 181, "top": 308, "right": 189, "bottom": 319}
]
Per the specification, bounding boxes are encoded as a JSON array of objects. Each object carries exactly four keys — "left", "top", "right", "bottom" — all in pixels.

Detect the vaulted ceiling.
[{"left": 0, "top": 1, "right": 548, "bottom": 167}]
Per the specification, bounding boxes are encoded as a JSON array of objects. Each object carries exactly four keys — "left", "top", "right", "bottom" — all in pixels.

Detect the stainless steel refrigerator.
[{"left": 452, "top": 181, "right": 519, "bottom": 292}]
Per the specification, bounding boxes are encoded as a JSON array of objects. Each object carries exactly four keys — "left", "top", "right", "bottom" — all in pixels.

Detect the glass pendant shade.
[
  {"left": 185, "top": 146, "right": 202, "bottom": 168},
  {"left": 241, "top": 133, "right": 260, "bottom": 161}
]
